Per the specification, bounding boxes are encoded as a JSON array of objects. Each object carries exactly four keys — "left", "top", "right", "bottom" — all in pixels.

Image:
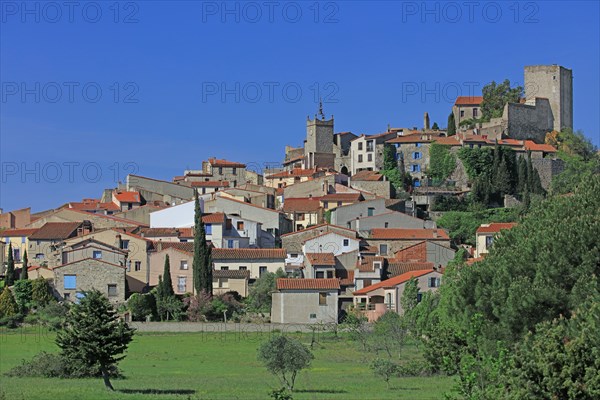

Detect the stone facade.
[
  {"left": 271, "top": 288, "right": 338, "bottom": 324},
  {"left": 531, "top": 158, "right": 565, "bottom": 190},
  {"left": 524, "top": 65, "right": 573, "bottom": 132},
  {"left": 53, "top": 258, "right": 126, "bottom": 304},
  {"left": 305, "top": 116, "right": 335, "bottom": 169}
]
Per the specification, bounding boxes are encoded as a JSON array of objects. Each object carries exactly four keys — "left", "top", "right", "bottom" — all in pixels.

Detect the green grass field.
[{"left": 0, "top": 327, "right": 453, "bottom": 399}]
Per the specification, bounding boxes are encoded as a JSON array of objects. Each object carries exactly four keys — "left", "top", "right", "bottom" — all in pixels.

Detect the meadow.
[{"left": 0, "top": 327, "right": 453, "bottom": 399}]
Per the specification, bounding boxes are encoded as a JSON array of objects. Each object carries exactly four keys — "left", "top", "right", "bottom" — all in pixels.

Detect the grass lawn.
[{"left": 0, "top": 327, "right": 454, "bottom": 399}]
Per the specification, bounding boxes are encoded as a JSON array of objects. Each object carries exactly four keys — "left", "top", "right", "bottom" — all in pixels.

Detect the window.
[
  {"left": 21, "top": 236, "right": 26, "bottom": 243},
  {"left": 35, "top": 253, "right": 44, "bottom": 259},
  {"left": 13, "top": 248, "right": 20, "bottom": 262},
  {"left": 429, "top": 277, "right": 441, "bottom": 288},
  {"left": 363, "top": 279, "right": 372, "bottom": 287},
  {"left": 259, "top": 266, "right": 267, "bottom": 276},
  {"left": 218, "top": 167, "right": 223, "bottom": 174},
  {"left": 415, "top": 142, "right": 421, "bottom": 148},
  {"left": 417, "top": 293, "right": 423, "bottom": 303},
  {"left": 219, "top": 278, "right": 229, "bottom": 288},
  {"left": 237, "top": 221, "right": 244, "bottom": 230},
  {"left": 323, "top": 201, "right": 328, "bottom": 208},
  {"left": 205, "top": 224, "right": 212, "bottom": 235},
  {"left": 227, "top": 239, "right": 236, "bottom": 248},
  {"left": 316, "top": 271, "right": 325, "bottom": 278},
  {"left": 126, "top": 260, "right": 131, "bottom": 272},
  {"left": 180, "top": 260, "right": 188, "bottom": 270},
  {"left": 384, "top": 222, "right": 389, "bottom": 228},
  {"left": 413, "top": 152, "right": 422, "bottom": 160},
  {"left": 327, "top": 270, "right": 334, "bottom": 278},
  {"left": 309, "top": 313, "right": 317, "bottom": 319},
  {"left": 225, "top": 219, "right": 232, "bottom": 230},
  {"left": 343, "top": 239, "right": 349, "bottom": 247},
  {"left": 358, "top": 154, "right": 363, "bottom": 163},
  {"left": 379, "top": 244, "right": 388, "bottom": 255},
  {"left": 134, "top": 261, "right": 141, "bottom": 271},
  {"left": 460, "top": 110, "right": 465, "bottom": 117},
  {"left": 93, "top": 250, "right": 102, "bottom": 259},
  {"left": 411, "top": 164, "right": 421, "bottom": 172},
  {"left": 367, "top": 154, "right": 372, "bottom": 162},
  {"left": 366, "top": 140, "right": 374, "bottom": 152},
  {"left": 107, "top": 284, "right": 117, "bottom": 297},
  {"left": 358, "top": 142, "right": 363, "bottom": 150},
  {"left": 177, "top": 276, "right": 186, "bottom": 292},
  {"left": 297, "top": 213, "right": 305, "bottom": 221},
  {"left": 121, "top": 240, "right": 129, "bottom": 250},
  {"left": 221, "top": 266, "right": 229, "bottom": 270},
  {"left": 319, "top": 292, "right": 327, "bottom": 305},
  {"left": 367, "top": 207, "right": 375, "bottom": 217},
  {"left": 64, "top": 275, "right": 76, "bottom": 290},
  {"left": 239, "top": 266, "right": 247, "bottom": 270},
  {"left": 290, "top": 253, "right": 298, "bottom": 258},
  {"left": 473, "top": 108, "right": 478, "bottom": 117},
  {"left": 232, "top": 167, "right": 236, "bottom": 175}
]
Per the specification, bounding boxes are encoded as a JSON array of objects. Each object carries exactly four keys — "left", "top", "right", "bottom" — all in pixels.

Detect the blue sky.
[{"left": 1, "top": 1, "right": 599, "bottom": 212}]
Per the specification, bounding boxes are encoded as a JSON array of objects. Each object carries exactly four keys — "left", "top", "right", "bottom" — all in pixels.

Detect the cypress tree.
[
  {"left": 447, "top": 113, "right": 456, "bottom": 136},
  {"left": 523, "top": 182, "right": 531, "bottom": 209},
  {"left": 161, "top": 254, "right": 174, "bottom": 298},
  {"left": 495, "top": 158, "right": 512, "bottom": 197},
  {"left": 0, "top": 287, "right": 18, "bottom": 317},
  {"left": 20, "top": 250, "right": 28, "bottom": 280},
  {"left": 517, "top": 155, "right": 528, "bottom": 195},
  {"left": 192, "top": 190, "right": 203, "bottom": 295},
  {"left": 5, "top": 243, "right": 15, "bottom": 286}
]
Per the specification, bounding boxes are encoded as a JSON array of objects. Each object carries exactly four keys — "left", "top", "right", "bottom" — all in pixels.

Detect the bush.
[
  {"left": 370, "top": 358, "right": 398, "bottom": 388},
  {"left": 12, "top": 280, "right": 33, "bottom": 313},
  {"left": 127, "top": 292, "right": 157, "bottom": 321},
  {"left": 24, "top": 302, "right": 69, "bottom": 330},
  {"left": 31, "top": 277, "right": 55, "bottom": 308},
  {"left": 4, "top": 351, "right": 123, "bottom": 379},
  {"left": 258, "top": 335, "right": 314, "bottom": 391}
]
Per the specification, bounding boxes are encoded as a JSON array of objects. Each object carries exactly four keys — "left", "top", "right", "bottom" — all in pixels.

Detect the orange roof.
[
  {"left": 387, "top": 261, "right": 434, "bottom": 277},
  {"left": 152, "top": 241, "right": 195, "bottom": 254},
  {"left": 68, "top": 201, "right": 120, "bottom": 211},
  {"left": 208, "top": 158, "right": 246, "bottom": 168},
  {"left": 338, "top": 270, "right": 355, "bottom": 286},
  {"left": 1, "top": 228, "right": 38, "bottom": 237},
  {"left": 370, "top": 228, "right": 449, "bottom": 240},
  {"left": 350, "top": 170, "right": 384, "bottom": 181},
  {"left": 386, "top": 132, "right": 444, "bottom": 144},
  {"left": 212, "top": 248, "right": 286, "bottom": 260},
  {"left": 476, "top": 222, "right": 517, "bottom": 234},
  {"left": 454, "top": 96, "right": 484, "bottom": 105},
  {"left": 496, "top": 138, "right": 524, "bottom": 147},
  {"left": 466, "top": 256, "right": 485, "bottom": 265},
  {"left": 524, "top": 140, "right": 557, "bottom": 153},
  {"left": 320, "top": 193, "right": 363, "bottom": 203},
  {"left": 266, "top": 168, "right": 317, "bottom": 179},
  {"left": 282, "top": 197, "right": 322, "bottom": 213},
  {"left": 277, "top": 278, "right": 340, "bottom": 290},
  {"left": 306, "top": 252, "right": 336, "bottom": 266},
  {"left": 434, "top": 136, "right": 462, "bottom": 146},
  {"left": 113, "top": 191, "right": 141, "bottom": 203},
  {"left": 29, "top": 222, "right": 82, "bottom": 240},
  {"left": 191, "top": 181, "right": 230, "bottom": 188},
  {"left": 357, "top": 256, "right": 386, "bottom": 272},
  {"left": 353, "top": 269, "right": 435, "bottom": 295},
  {"left": 202, "top": 213, "right": 226, "bottom": 224}
]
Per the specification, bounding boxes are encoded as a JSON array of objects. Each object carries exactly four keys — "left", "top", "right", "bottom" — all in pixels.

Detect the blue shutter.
[
  {"left": 205, "top": 224, "right": 212, "bottom": 235},
  {"left": 64, "top": 275, "right": 77, "bottom": 290}
]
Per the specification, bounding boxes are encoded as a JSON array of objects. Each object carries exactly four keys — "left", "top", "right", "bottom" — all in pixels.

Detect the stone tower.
[
  {"left": 423, "top": 112, "right": 430, "bottom": 130},
  {"left": 304, "top": 103, "right": 334, "bottom": 169},
  {"left": 524, "top": 65, "right": 573, "bottom": 132}
]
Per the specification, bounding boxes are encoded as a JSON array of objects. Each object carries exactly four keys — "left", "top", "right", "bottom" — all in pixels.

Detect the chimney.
[
  {"left": 157, "top": 240, "right": 162, "bottom": 252},
  {"left": 115, "top": 233, "right": 122, "bottom": 248}
]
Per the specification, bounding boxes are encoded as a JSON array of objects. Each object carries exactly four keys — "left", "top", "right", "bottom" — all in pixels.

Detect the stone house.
[
  {"left": 211, "top": 248, "right": 286, "bottom": 281},
  {"left": 452, "top": 96, "right": 483, "bottom": 129},
  {"left": 353, "top": 269, "right": 442, "bottom": 321},
  {"left": 348, "top": 170, "right": 391, "bottom": 198},
  {"left": 281, "top": 224, "right": 359, "bottom": 254},
  {"left": 386, "top": 132, "right": 444, "bottom": 187},
  {"left": 60, "top": 238, "right": 127, "bottom": 267},
  {"left": 149, "top": 245, "right": 194, "bottom": 295},
  {"left": 190, "top": 181, "right": 230, "bottom": 195},
  {"left": 350, "top": 131, "right": 398, "bottom": 175},
  {"left": 304, "top": 253, "right": 336, "bottom": 279},
  {"left": 349, "top": 210, "right": 435, "bottom": 232},
  {"left": 330, "top": 198, "right": 393, "bottom": 229},
  {"left": 213, "top": 269, "right": 251, "bottom": 297},
  {"left": 365, "top": 228, "right": 451, "bottom": 256},
  {"left": 125, "top": 174, "right": 195, "bottom": 205},
  {"left": 53, "top": 258, "right": 126, "bottom": 304},
  {"left": 139, "top": 227, "right": 194, "bottom": 242},
  {"left": 27, "top": 265, "right": 54, "bottom": 280},
  {"left": 111, "top": 191, "right": 143, "bottom": 212},
  {"left": 1, "top": 228, "right": 38, "bottom": 268},
  {"left": 0, "top": 207, "right": 31, "bottom": 229},
  {"left": 265, "top": 168, "right": 322, "bottom": 189},
  {"left": 218, "top": 188, "right": 275, "bottom": 210},
  {"left": 302, "top": 231, "right": 361, "bottom": 257},
  {"left": 28, "top": 222, "right": 90, "bottom": 266},
  {"left": 354, "top": 256, "right": 384, "bottom": 291},
  {"left": 319, "top": 193, "right": 363, "bottom": 211},
  {"left": 271, "top": 278, "right": 340, "bottom": 324},
  {"left": 201, "top": 158, "right": 247, "bottom": 187},
  {"left": 282, "top": 197, "right": 323, "bottom": 231},
  {"left": 26, "top": 208, "right": 144, "bottom": 230},
  {"left": 475, "top": 223, "right": 517, "bottom": 258}
]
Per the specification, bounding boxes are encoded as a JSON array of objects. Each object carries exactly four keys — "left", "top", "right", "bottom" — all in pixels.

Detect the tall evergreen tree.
[
  {"left": 495, "top": 158, "right": 512, "bottom": 197},
  {"left": 161, "top": 254, "right": 174, "bottom": 298},
  {"left": 192, "top": 190, "right": 213, "bottom": 295},
  {"left": 447, "top": 113, "right": 456, "bottom": 136},
  {"left": 0, "top": 287, "right": 18, "bottom": 317},
  {"left": 431, "top": 122, "right": 439, "bottom": 130},
  {"left": 5, "top": 243, "right": 15, "bottom": 286},
  {"left": 20, "top": 250, "right": 28, "bottom": 280},
  {"left": 516, "top": 155, "right": 528, "bottom": 195}
]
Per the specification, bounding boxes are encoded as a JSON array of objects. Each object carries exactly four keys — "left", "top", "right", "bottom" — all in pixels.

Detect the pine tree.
[
  {"left": 0, "top": 287, "right": 18, "bottom": 317},
  {"left": 5, "top": 243, "right": 15, "bottom": 286},
  {"left": 56, "top": 290, "right": 134, "bottom": 390},
  {"left": 431, "top": 122, "right": 439, "bottom": 130},
  {"left": 20, "top": 250, "right": 28, "bottom": 280},
  {"left": 447, "top": 113, "right": 456, "bottom": 136},
  {"left": 31, "top": 277, "right": 55, "bottom": 307}
]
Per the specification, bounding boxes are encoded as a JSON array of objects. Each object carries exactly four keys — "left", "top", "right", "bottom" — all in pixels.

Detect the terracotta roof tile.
[
  {"left": 212, "top": 248, "right": 286, "bottom": 260},
  {"left": 357, "top": 256, "right": 386, "bottom": 272},
  {"left": 113, "top": 191, "right": 141, "bottom": 203},
  {"left": 338, "top": 270, "right": 355, "bottom": 286},
  {"left": 277, "top": 278, "right": 340, "bottom": 290},
  {"left": 305, "top": 252, "right": 336, "bottom": 266},
  {"left": 353, "top": 269, "right": 435, "bottom": 295},
  {"left": 213, "top": 269, "right": 250, "bottom": 279},
  {"left": 386, "top": 132, "right": 444, "bottom": 144},
  {"left": 387, "top": 261, "right": 434, "bottom": 277},
  {"left": 434, "top": 136, "right": 462, "bottom": 146},
  {"left": 350, "top": 170, "right": 384, "bottom": 181},
  {"left": 202, "top": 213, "right": 226, "bottom": 224},
  {"left": 1, "top": 228, "right": 38, "bottom": 237},
  {"left": 524, "top": 140, "right": 557, "bottom": 153},
  {"left": 282, "top": 198, "right": 322, "bottom": 213},
  {"left": 208, "top": 158, "right": 246, "bottom": 168},
  {"left": 151, "top": 241, "right": 195, "bottom": 253},
  {"left": 476, "top": 223, "right": 517, "bottom": 234},
  {"left": 29, "top": 222, "right": 82, "bottom": 240},
  {"left": 454, "top": 96, "right": 484, "bottom": 105},
  {"left": 370, "top": 228, "right": 449, "bottom": 240}
]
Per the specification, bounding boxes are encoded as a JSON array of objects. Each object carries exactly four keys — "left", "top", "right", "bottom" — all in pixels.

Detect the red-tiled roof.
[
  {"left": 387, "top": 261, "right": 434, "bottom": 277},
  {"left": 462, "top": 135, "right": 491, "bottom": 143},
  {"left": 305, "top": 252, "right": 336, "bottom": 266},
  {"left": 140, "top": 227, "right": 194, "bottom": 238},
  {"left": 454, "top": 96, "right": 484, "bottom": 105},
  {"left": 524, "top": 140, "right": 557, "bottom": 153},
  {"left": 350, "top": 170, "right": 384, "bottom": 181},
  {"left": 466, "top": 256, "right": 485, "bottom": 265},
  {"left": 386, "top": 132, "right": 444, "bottom": 144},
  {"left": 266, "top": 168, "right": 317, "bottom": 179},
  {"left": 320, "top": 193, "right": 363, "bottom": 202},
  {"left": 67, "top": 200, "right": 120, "bottom": 212},
  {"left": 338, "top": 270, "right": 355, "bottom": 286},
  {"left": 191, "top": 181, "right": 230, "bottom": 188},
  {"left": 354, "top": 269, "right": 435, "bottom": 295},
  {"left": 113, "top": 191, "right": 141, "bottom": 203},
  {"left": 370, "top": 228, "right": 449, "bottom": 240},
  {"left": 208, "top": 158, "right": 246, "bottom": 168},
  {"left": 202, "top": 212, "right": 226, "bottom": 224},
  {"left": 213, "top": 269, "right": 250, "bottom": 279},
  {"left": 151, "top": 241, "right": 195, "bottom": 254},
  {"left": 393, "top": 241, "right": 427, "bottom": 262},
  {"left": 277, "top": 278, "right": 340, "bottom": 290},
  {"left": 476, "top": 222, "right": 517, "bottom": 234},
  {"left": 212, "top": 248, "right": 286, "bottom": 260},
  {"left": 282, "top": 198, "right": 322, "bottom": 213},
  {"left": 434, "top": 136, "right": 462, "bottom": 146},
  {"left": 357, "top": 256, "right": 386, "bottom": 272},
  {"left": 1, "top": 228, "right": 38, "bottom": 237},
  {"left": 29, "top": 222, "right": 82, "bottom": 240}
]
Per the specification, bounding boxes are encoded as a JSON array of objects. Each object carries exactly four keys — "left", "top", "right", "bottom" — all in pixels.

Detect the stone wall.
[
  {"left": 53, "top": 258, "right": 126, "bottom": 303},
  {"left": 506, "top": 99, "right": 553, "bottom": 143},
  {"left": 531, "top": 158, "right": 565, "bottom": 190},
  {"left": 349, "top": 180, "right": 391, "bottom": 198}
]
